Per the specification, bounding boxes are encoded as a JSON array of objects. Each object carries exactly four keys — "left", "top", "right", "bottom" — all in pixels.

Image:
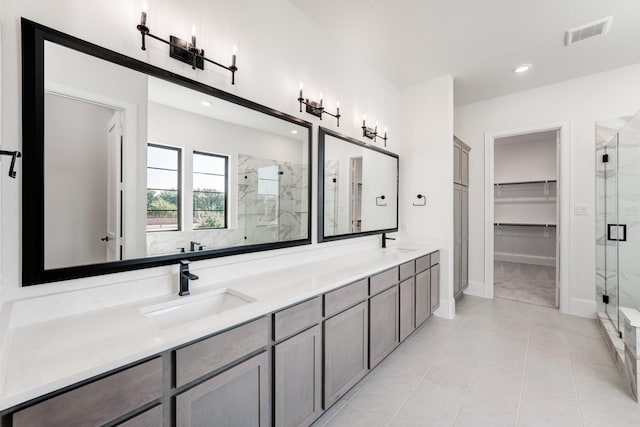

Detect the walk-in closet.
[{"left": 493, "top": 130, "right": 558, "bottom": 307}]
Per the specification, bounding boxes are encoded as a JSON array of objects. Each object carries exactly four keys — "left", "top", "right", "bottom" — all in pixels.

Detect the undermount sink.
[{"left": 141, "top": 288, "right": 256, "bottom": 329}]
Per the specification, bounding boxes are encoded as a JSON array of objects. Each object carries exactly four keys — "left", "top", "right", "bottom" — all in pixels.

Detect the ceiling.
[
  {"left": 495, "top": 130, "right": 557, "bottom": 146},
  {"left": 288, "top": 0, "right": 640, "bottom": 106}
]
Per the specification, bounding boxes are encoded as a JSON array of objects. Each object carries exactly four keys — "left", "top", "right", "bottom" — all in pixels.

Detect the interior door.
[
  {"left": 555, "top": 131, "right": 560, "bottom": 308},
  {"left": 106, "top": 112, "right": 123, "bottom": 261},
  {"left": 349, "top": 156, "right": 363, "bottom": 233}
]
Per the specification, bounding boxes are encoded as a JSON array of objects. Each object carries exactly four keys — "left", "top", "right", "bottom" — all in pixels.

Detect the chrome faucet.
[
  {"left": 381, "top": 232, "right": 396, "bottom": 248},
  {"left": 179, "top": 260, "right": 199, "bottom": 296}
]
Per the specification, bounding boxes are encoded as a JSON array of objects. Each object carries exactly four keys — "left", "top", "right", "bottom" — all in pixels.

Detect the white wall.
[
  {"left": 399, "top": 75, "right": 455, "bottom": 318},
  {"left": 455, "top": 63, "right": 640, "bottom": 317},
  {"left": 494, "top": 136, "right": 556, "bottom": 183},
  {"left": 1, "top": 0, "right": 401, "bottom": 302},
  {"left": 44, "top": 94, "right": 114, "bottom": 269}
]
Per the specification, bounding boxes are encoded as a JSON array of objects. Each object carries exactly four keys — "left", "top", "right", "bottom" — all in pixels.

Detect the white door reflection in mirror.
[{"left": 106, "top": 112, "right": 123, "bottom": 261}]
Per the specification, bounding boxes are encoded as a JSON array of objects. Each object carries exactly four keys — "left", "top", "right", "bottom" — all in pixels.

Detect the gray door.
[
  {"left": 324, "top": 301, "right": 369, "bottom": 408},
  {"left": 399, "top": 277, "right": 415, "bottom": 341},
  {"left": 274, "top": 325, "right": 322, "bottom": 427},
  {"left": 369, "top": 285, "right": 400, "bottom": 368},
  {"left": 415, "top": 269, "right": 431, "bottom": 326}
]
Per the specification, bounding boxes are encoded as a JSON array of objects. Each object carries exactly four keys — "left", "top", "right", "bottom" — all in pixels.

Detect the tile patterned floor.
[
  {"left": 312, "top": 296, "right": 640, "bottom": 427},
  {"left": 494, "top": 261, "right": 556, "bottom": 308}
]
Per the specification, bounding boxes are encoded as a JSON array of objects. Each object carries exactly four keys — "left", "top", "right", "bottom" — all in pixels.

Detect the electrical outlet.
[{"left": 574, "top": 205, "right": 588, "bottom": 216}]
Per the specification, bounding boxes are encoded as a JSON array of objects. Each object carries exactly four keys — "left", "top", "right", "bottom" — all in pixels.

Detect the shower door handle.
[{"left": 607, "top": 224, "right": 627, "bottom": 242}]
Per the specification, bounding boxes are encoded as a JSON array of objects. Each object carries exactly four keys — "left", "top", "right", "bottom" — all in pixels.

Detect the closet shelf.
[
  {"left": 494, "top": 222, "right": 556, "bottom": 227},
  {"left": 495, "top": 196, "right": 556, "bottom": 203},
  {"left": 494, "top": 179, "right": 556, "bottom": 186}
]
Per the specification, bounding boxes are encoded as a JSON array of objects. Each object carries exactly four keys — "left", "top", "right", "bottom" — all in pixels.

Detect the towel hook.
[
  {"left": 413, "top": 194, "right": 426, "bottom": 206},
  {"left": 376, "top": 195, "right": 387, "bottom": 206},
  {"left": 0, "top": 150, "right": 21, "bottom": 178}
]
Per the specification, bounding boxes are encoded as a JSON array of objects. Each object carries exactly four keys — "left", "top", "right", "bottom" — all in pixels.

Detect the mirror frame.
[
  {"left": 317, "top": 127, "right": 399, "bottom": 243},
  {"left": 21, "top": 18, "right": 313, "bottom": 286}
]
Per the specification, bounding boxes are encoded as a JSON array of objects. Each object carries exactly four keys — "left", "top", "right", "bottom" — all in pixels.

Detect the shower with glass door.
[{"left": 596, "top": 112, "right": 640, "bottom": 335}]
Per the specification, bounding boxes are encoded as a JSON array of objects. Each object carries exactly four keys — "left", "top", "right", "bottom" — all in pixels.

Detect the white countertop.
[{"left": 0, "top": 245, "right": 437, "bottom": 411}]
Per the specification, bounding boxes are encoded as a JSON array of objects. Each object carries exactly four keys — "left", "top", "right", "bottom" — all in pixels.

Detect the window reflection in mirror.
[
  {"left": 41, "top": 40, "right": 309, "bottom": 272},
  {"left": 319, "top": 128, "right": 398, "bottom": 242}
]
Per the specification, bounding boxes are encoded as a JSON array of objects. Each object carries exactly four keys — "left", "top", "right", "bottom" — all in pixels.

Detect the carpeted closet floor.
[{"left": 494, "top": 261, "right": 556, "bottom": 307}]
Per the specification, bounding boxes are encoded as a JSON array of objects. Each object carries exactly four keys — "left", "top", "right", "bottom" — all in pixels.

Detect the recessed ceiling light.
[
  {"left": 290, "top": 130, "right": 299, "bottom": 134},
  {"left": 513, "top": 64, "right": 532, "bottom": 74},
  {"left": 201, "top": 100, "right": 211, "bottom": 107}
]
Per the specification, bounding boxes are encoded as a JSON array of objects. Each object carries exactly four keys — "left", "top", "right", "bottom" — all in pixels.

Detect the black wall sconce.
[
  {"left": 0, "top": 150, "right": 21, "bottom": 178},
  {"left": 136, "top": 6, "right": 238, "bottom": 84},
  {"left": 376, "top": 195, "right": 387, "bottom": 206},
  {"left": 413, "top": 194, "right": 426, "bottom": 206},
  {"left": 297, "top": 84, "right": 341, "bottom": 126},
  {"left": 362, "top": 116, "right": 388, "bottom": 147}
]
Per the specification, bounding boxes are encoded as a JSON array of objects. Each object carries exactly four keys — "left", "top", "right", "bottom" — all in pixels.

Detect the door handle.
[
  {"left": 101, "top": 236, "right": 111, "bottom": 242},
  {"left": 607, "top": 224, "right": 627, "bottom": 242}
]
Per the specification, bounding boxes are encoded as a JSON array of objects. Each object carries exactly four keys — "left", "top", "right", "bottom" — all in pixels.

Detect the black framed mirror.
[
  {"left": 318, "top": 127, "right": 398, "bottom": 242},
  {"left": 22, "top": 18, "right": 312, "bottom": 285}
]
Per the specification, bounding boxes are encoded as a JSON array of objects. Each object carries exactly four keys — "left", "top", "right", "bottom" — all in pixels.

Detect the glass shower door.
[
  {"left": 617, "top": 115, "right": 640, "bottom": 313},
  {"left": 604, "top": 134, "right": 619, "bottom": 329}
]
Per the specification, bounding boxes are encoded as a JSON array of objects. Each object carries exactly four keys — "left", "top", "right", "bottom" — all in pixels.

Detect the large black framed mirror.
[
  {"left": 22, "top": 19, "right": 312, "bottom": 285},
  {"left": 318, "top": 127, "right": 398, "bottom": 242}
]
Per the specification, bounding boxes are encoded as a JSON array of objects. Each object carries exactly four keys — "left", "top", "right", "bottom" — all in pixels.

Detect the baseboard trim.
[
  {"left": 569, "top": 297, "right": 597, "bottom": 318},
  {"left": 494, "top": 252, "right": 556, "bottom": 267},
  {"left": 463, "top": 281, "right": 486, "bottom": 298}
]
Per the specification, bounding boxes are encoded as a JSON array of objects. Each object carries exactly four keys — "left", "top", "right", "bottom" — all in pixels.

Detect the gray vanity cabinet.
[
  {"left": 324, "top": 301, "right": 369, "bottom": 408},
  {"left": 274, "top": 324, "right": 322, "bottom": 427},
  {"left": 454, "top": 136, "right": 470, "bottom": 299},
  {"left": 369, "top": 285, "right": 400, "bottom": 368},
  {"left": 399, "top": 277, "right": 416, "bottom": 341},
  {"left": 12, "top": 358, "right": 163, "bottom": 427},
  {"left": 430, "top": 263, "right": 440, "bottom": 313},
  {"left": 415, "top": 269, "right": 431, "bottom": 327},
  {"left": 116, "top": 406, "right": 163, "bottom": 427},
  {"left": 175, "top": 351, "right": 270, "bottom": 427},
  {"left": 273, "top": 298, "right": 323, "bottom": 427}
]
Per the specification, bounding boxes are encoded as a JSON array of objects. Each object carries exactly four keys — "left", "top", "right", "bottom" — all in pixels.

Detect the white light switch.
[{"left": 574, "top": 205, "right": 588, "bottom": 216}]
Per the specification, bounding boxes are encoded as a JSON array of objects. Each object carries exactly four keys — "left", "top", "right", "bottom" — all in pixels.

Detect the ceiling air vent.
[{"left": 565, "top": 16, "right": 612, "bottom": 46}]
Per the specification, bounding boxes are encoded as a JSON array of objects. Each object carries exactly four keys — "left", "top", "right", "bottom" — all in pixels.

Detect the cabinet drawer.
[
  {"left": 273, "top": 296, "right": 322, "bottom": 341},
  {"left": 116, "top": 405, "right": 163, "bottom": 427},
  {"left": 13, "top": 358, "right": 162, "bottom": 427},
  {"left": 415, "top": 255, "right": 431, "bottom": 273},
  {"left": 175, "top": 317, "right": 269, "bottom": 387},
  {"left": 369, "top": 267, "right": 399, "bottom": 296},
  {"left": 324, "top": 278, "right": 368, "bottom": 318},
  {"left": 431, "top": 251, "right": 440, "bottom": 266},
  {"left": 399, "top": 260, "right": 415, "bottom": 281}
]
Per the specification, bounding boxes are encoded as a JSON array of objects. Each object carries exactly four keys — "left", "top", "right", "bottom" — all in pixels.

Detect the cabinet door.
[
  {"left": 369, "top": 285, "right": 400, "bottom": 368},
  {"left": 431, "top": 264, "right": 440, "bottom": 312},
  {"left": 461, "top": 186, "right": 469, "bottom": 290},
  {"left": 176, "top": 352, "right": 270, "bottom": 427},
  {"left": 275, "top": 324, "right": 322, "bottom": 427},
  {"left": 461, "top": 149, "right": 469, "bottom": 186},
  {"left": 415, "top": 269, "right": 431, "bottom": 327},
  {"left": 454, "top": 184, "right": 462, "bottom": 297},
  {"left": 454, "top": 143, "right": 461, "bottom": 184},
  {"left": 399, "top": 277, "right": 415, "bottom": 342},
  {"left": 324, "top": 301, "right": 368, "bottom": 408}
]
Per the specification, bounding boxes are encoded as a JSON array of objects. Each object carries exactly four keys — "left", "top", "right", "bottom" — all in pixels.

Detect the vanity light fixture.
[
  {"left": 362, "top": 116, "right": 388, "bottom": 147},
  {"left": 297, "top": 83, "right": 341, "bottom": 126},
  {"left": 136, "top": 5, "right": 238, "bottom": 84}
]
